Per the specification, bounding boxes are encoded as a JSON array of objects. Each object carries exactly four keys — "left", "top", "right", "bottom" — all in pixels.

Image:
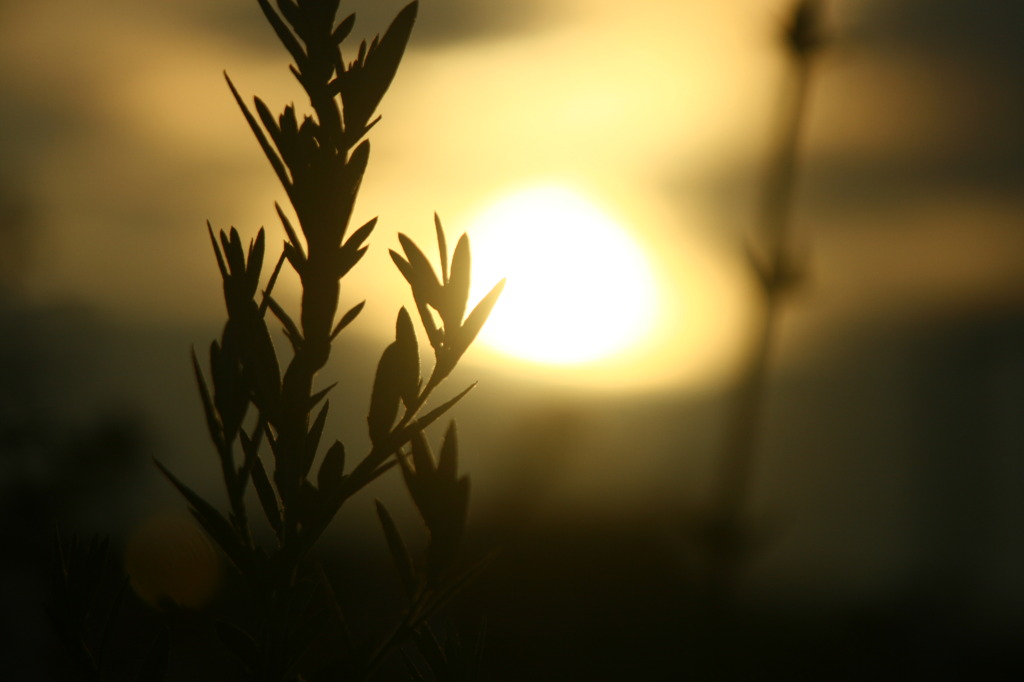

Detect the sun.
[{"left": 466, "top": 186, "right": 658, "bottom": 366}]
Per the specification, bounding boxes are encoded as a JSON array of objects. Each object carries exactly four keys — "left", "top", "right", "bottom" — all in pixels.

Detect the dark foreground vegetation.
[{"left": 2, "top": 1, "right": 1022, "bottom": 680}]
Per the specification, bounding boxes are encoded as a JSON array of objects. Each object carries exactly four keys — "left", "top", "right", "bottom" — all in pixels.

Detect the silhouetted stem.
[
  {"left": 762, "top": 49, "right": 814, "bottom": 271},
  {"left": 705, "top": 2, "right": 820, "bottom": 609},
  {"left": 712, "top": 294, "right": 781, "bottom": 526},
  {"left": 712, "top": 52, "right": 813, "bottom": 520},
  {"left": 177, "top": 3, "right": 489, "bottom": 678}
]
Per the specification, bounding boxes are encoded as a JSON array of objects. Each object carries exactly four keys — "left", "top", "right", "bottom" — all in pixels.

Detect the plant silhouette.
[
  {"left": 696, "top": 0, "right": 825, "bottom": 611},
  {"left": 153, "top": 1, "right": 503, "bottom": 679}
]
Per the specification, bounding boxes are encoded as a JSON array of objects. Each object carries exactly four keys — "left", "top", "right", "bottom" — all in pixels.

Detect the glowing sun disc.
[{"left": 467, "top": 186, "right": 658, "bottom": 365}]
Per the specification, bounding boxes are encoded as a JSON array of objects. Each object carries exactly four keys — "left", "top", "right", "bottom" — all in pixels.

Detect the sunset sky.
[
  {"left": 2, "top": 0, "right": 1023, "bottom": 612},
  {"left": 4, "top": 1, "right": 1022, "bottom": 380}
]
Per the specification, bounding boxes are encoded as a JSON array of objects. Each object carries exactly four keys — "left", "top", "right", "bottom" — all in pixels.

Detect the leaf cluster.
[
  {"left": 154, "top": 2, "right": 502, "bottom": 680},
  {"left": 47, "top": 535, "right": 168, "bottom": 682}
]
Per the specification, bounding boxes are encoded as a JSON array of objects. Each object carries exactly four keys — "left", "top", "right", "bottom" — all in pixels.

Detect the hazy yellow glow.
[{"left": 467, "top": 186, "right": 658, "bottom": 365}]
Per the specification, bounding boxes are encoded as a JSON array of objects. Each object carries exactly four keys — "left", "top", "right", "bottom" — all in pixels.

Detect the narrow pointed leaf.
[
  {"left": 336, "top": 245, "right": 368, "bottom": 279},
  {"left": 288, "top": 63, "right": 305, "bottom": 89},
  {"left": 275, "top": 203, "right": 305, "bottom": 261},
  {"left": 362, "top": 459, "right": 399, "bottom": 489},
  {"left": 154, "top": 460, "right": 248, "bottom": 570},
  {"left": 417, "top": 300, "right": 443, "bottom": 351},
  {"left": 246, "top": 229, "right": 266, "bottom": 296},
  {"left": 437, "top": 421, "right": 458, "bottom": 482},
  {"left": 302, "top": 401, "right": 330, "bottom": 478},
  {"left": 446, "top": 233, "right": 471, "bottom": 326},
  {"left": 274, "top": 0, "right": 302, "bottom": 28},
  {"left": 394, "top": 307, "right": 420, "bottom": 407},
  {"left": 398, "top": 233, "right": 442, "bottom": 305},
  {"left": 401, "top": 383, "right": 476, "bottom": 441},
  {"left": 295, "top": 480, "right": 320, "bottom": 528},
  {"left": 225, "top": 73, "right": 293, "bottom": 195},
  {"left": 255, "top": 0, "right": 307, "bottom": 70},
  {"left": 222, "top": 228, "right": 246, "bottom": 279},
  {"left": 207, "top": 222, "right": 229, "bottom": 280},
  {"left": 367, "top": 343, "right": 401, "bottom": 446},
  {"left": 337, "top": 1, "right": 418, "bottom": 131},
  {"left": 192, "top": 348, "right": 223, "bottom": 449},
  {"left": 306, "top": 382, "right": 336, "bottom": 412},
  {"left": 317, "top": 440, "right": 346, "bottom": 492},
  {"left": 362, "top": 114, "right": 382, "bottom": 138},
  {"left": 325, "top": 457, "right": 398, "bottom": 520},
  {"left": 332, "top": 13, "right": 356, "bottom": 45},
  {"left": 342, "top": 216, "right": 377, "bottom": 254},
  {"left": 209, "top": 341, "right": 246, "bottom": 445},
  {"left": 341, "top": 138, "right": 370, "bottom": 213},
  {"left": 281, "top": 327, "right": 301, "bottom": 353},
  {"left": 397, "top": 447, "right": 430, "bottom": 532},
  {"left": 264, "top": 430, "right": 284, "bottom": 483},
  {"left": 238, "top": 427, "right": 264, "bottom": 490},
  {"left": 253, "top": 96, "right": 284, "bottom": 156},
  {"left": 267, "top": 295, "right": 302, "bottom": 345},
  {"left": 330, "top": 300, "right": 365, "bottom": 340},
  {"left": 283, "top": 242, "right": 306, "bottom": 278},
  {"left": 280, "top": 104, "right": 299, "bottom": 139},
  {"left": 434, "top": 213, "right": 448, "bottom": 284},
  {"left": 259, "top": 250, "right": 288, "bottom": 317},
  {"left": 375, "top": 500, "right": 418, "bottom": 600},
  {"left": 250, "top": 453, "right": 283, "bottom": 537},
  {"left": 410, "top": 430, "right": 435, "bottom": 477},
  {"left": 374, "top": 1, "right": 418, "bottom": 75},
  {"left": 391, "top": 251, "right": 442, "bottom": 347},
  {"left": 390, "top": 250, "right": 415, "bottom": 286},
  {"left": 456, "top": 279, "right": 505, "bottom": 355},
  {"left": 248, "top": 228, "right": 266, "bottom": 270},
  {"left": 246, "top": 320, "right": 282, "bottom": 412}
]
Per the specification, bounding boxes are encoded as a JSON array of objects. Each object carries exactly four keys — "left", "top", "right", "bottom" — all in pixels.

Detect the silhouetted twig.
[
  {"left": 155, "top": 2, "right": 503, "bottom": 679},
  {"left": 702, "top": 0, "right": 826, "bottom": 611}
]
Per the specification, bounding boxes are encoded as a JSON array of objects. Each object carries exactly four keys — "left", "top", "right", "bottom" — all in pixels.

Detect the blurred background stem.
[{"left": 702, "top": 0, "right": 824, "bottom": 612}]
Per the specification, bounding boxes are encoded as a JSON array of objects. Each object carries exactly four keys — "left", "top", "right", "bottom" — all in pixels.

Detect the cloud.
[
  {"left": 178, "top": 0, "right": 561, "bottom": 53},
  {"left": 404, "top": 0, "right": 560, "bottom": 47},
  {"left": 845, "top": 0, "right": 1024, "bottom": 63}
]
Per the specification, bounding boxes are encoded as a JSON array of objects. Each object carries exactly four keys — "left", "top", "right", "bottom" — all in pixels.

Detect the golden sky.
[
  {"left": 0, "top": 1, "right": 806, "bottom": 392},
  {"left": 4, "top": 0, "right": 1024, "bottom": 605},
  {"left": 2, "top": 0, "right": 1023, "bottom": 391}
]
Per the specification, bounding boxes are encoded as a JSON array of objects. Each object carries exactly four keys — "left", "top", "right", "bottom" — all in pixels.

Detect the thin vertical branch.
[
  {"left": 702, "top": 0, "right": 825, "bottom": 609},
  {"left": 158, "top": 2, "right": 500, "bottom": 679}
]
